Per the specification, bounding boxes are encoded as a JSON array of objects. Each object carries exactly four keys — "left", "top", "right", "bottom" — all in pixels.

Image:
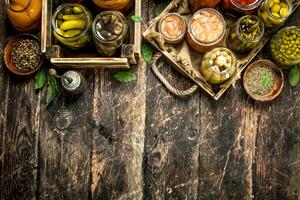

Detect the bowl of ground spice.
[
  {"left": 4, "top": 33, "right": 43, "bottom": 76},
  {"left": 243, "top": 59, "right": 284, "bottom": 102}
]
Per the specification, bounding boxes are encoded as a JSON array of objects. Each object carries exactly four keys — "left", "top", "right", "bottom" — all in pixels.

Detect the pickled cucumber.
[
  {"left": 60, "top": 20, "right": 85, "bottom": 31},
  {"left": 63, "top": 14, "right": 85, "bottom": 20}
]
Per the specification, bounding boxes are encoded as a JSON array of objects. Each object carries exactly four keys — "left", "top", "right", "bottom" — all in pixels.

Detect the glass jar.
[
  {"left": 200, "top": 47, "right": 237, "bottom": 84},
  {"left": 186, "top": 8, "right": 226, "bottom": 53},
  {"left": 92, "top": 0, "right": 133, "bottom": 11},
  {"left": 227, "top": 15, "right": 264, "bottom": 53},
  {"left": 258, "top": 0, "right": 291, "bottom": 27},
  {"left": 270, "top": 26, "right": 300, "bottom": 69},
  {"left": 188, "top": 0, "right": 221, "bottom": 13},
  {"left": 52, "top": 4, "right": 92, "bottom": 49},
  {"left": 158, "top": 13, "right": 187, "bottom": 44},
  {"left": 92, "top": 11, "right": 128, "bottom": 56},
  {"left": 5, "top": 0, "right": 42, "bottom": 32},
  {"left": 220, "top": 0, "right": 263, "bottom": 15}
]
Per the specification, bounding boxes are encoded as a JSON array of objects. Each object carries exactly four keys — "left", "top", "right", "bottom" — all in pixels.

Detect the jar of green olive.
[
  {"left": 258, "top": 0, "right": 291, "bottom": 27},
  {"left": 227, "top": 15, "right": 264, "bottom": 53},
  {"left": 200, "top": 47, "right": 237, "bottom": 84},
  {"left": 52, "top": 4, "right": 92, "bottom": 49},
  {"left": 270, "top": 26, "right": 300, "bottom": 69}
]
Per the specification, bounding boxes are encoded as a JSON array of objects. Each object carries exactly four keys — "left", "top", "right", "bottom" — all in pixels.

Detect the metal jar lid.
[{"left": 62, "top": 71, "right": 81, "bottom": 91}]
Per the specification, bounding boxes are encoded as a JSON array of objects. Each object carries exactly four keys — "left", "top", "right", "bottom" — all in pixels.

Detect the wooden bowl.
[
  {"left": 243, "top": 59, "right": 284, "bottom": 102},
  {"left": 4, "top": 33, "right": 43, "bottom": 77}
]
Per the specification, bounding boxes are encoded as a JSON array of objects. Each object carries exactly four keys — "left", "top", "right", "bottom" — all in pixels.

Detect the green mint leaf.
[
  {"left": 155, "top": 0, "right": 171, "bottom": 16},
  {"left": 113, "top": 71, "right": 136, "bottom": 83},
  {"left": 46, "top": 75, "right": 58, "bottom": 105},
  {"left": 262, "top": 74, "right": 271, "bottom": 88},
  {"left": 35, "top": 67, "right": 47, "bottom": 90},
  {"left": 131, "top": 15, "right": 143, "bottom": 22},
  {"left": 141, "top": 42, "right": 154, "bottom": 64},
  {"left": 289, "top": 65, "right": 300, "bottom": 87}
]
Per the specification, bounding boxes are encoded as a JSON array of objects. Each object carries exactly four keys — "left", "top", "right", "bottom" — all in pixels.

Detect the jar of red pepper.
[{"left": 220, "top": 0, "right": 263, "bottom": 16}]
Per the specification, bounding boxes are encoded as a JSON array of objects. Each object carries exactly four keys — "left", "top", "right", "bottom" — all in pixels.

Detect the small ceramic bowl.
[
  {"left": 243, "top": 59, "right": 284, "bottom": 102},
  {"left": 4, "top": 33, "right": 43, "bottom": 76}
]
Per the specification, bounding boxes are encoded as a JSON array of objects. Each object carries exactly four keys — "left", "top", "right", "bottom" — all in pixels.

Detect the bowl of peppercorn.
[{"left": 4, "top": 33, "right": 43, "bottom": 76}]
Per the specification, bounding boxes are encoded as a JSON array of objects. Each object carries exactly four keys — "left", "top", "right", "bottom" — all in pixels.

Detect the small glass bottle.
[
  {"left": 258, "top": 0, "right": 291, "bottom": 28},
  {"left": 52, "top": 4, "right": 92, "bottom": 49},
  {"left": 200, "top": 47, "right": 237, "bottom": 84},
  {"left": 188, "top": 0, "right": 221, "bottom": 13},
  {"left": 92, "top": 0, "right": 133, "bottom": 11},
  {"left": 270, "top": 26, "right": 300, "bottom": 69},
  {"left": 186, "top": 8, "right": 226, "bottom": 53},
  {"left": 92, "top": 11, "right": 128, "bottom": 56},
  {"left": 227, "top": 15, "right": 264, "bottom": 53},
  {"left": 220, "top": 0, "right": 263, "bottom": 16},
  {"left": 5, "top": 0, "right": 42, "bottom": 32}
]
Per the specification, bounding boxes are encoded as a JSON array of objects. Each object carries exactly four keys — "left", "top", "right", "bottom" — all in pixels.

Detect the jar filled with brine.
[
  {"left": 5, "top": 0, "right": 42, "bottom": 32},
  {"left": 258, "top": 0, "right": 291, "bottom": 27},
  {"left": 92, "top": 0, "right": 133, "bottom": 11},
  {"left": 220, "top": 0, "right": 263, "bottom": 15},
  {"left": 52, "top": 4, "right": 93, "bottom": 49},
  {"left": 186, "top": 8, "right": 226, "bottom": 53},
  {"left": 227, "top": 15, "right": 264, "bottom": 53},
  {"left": 200, "top": 47, "right": 237, "bottom": 84},
  {"left": 270, "top": 26, "right": 300, "bottom": 69},
  {"left": 92, "top": 11, "right": 128, "bottom": 56},
  {"left": 188, "top": 0, "right": 221, "bottom": 13}
]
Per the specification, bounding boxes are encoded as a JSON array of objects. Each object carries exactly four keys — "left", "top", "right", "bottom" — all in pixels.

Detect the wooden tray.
[
  {"left": 41, "top": 0, "right": 141, "bottom": 69},
  {"left": 143, "top": 0, "right": 298, "bottom": 100}
]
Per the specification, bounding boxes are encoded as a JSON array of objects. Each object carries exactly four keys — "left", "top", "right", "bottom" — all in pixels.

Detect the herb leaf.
[
  {"left": 35, "top": 67, "right": 47, "bottom": 90},
  {"left": 262, "top": 74, "right": 271, "bottom": 88},
  {"left": 131, "top": 15, "right": 143, "bottom": 22},
  {"left": 141, "top": 42, "right": 154, "bottom": 64},
  {"left": 155, "top": 0, "right": 171, "bottom": 16},
  {"left": 46, "top": 75, "right": 59, "bottom": 105},
  {"left": 289, "top": 65, "right": 300, "bottom": 87},
  {"left": 113, "top": 71, "right": 136, "bottom": 83}
]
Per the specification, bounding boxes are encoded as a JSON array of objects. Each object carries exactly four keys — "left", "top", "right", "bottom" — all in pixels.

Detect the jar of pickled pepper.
[
  {"left": 220, "top": 0, "right": 263, "bottom": 15},
  {"left": 188, "top": 0, "right": 221, "bottom": 13},
  {"left": 5, "top": 0, "right": 42, "bottom": 32},
  {"left": 270, "top": 26, "right": 300, "bottom": 69},
  {"left": 227, "top": 15, "right": 264, "bottom": 53},
  {"left": 200, "top": 47, "right": 237, "bottom": 84},
  {"left": 258, "top": 0, "right": 291, "bottom": 27},
  {"left": 52, "top": 4, "right": 92, "bottom": 49}
]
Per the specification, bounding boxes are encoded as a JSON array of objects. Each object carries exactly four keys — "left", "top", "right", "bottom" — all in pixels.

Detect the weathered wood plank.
[{"left": 38, "top": 70, "right": 94, "bottom": 200}]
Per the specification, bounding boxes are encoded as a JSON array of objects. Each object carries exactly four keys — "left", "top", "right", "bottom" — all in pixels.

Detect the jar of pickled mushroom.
[
  {"left": 92, "top": 0, "right": 133, "bottom": 11},
  {"left": 227, "top": 15, "right": 264, "bottom": 53},
  {"left": 200, "top": 47, "right": 237, "bottom": 84},
  {"left": 220, "top": 0, "right": 263, "bottom": 15},
  {"left": 5, "top": 0, "right": 42, "bottom": 32},
  {"left": 258, "top": 0, "right": 291, "bottom": 27},
  {"left": 52, "top": 4, "right": 92, "bottom": 49},
  {"left": 270, "top": 26, "right": 300, "bottom": 69},
  {"left": 158, "top": 13, "right": 187, "bottom": 44},
  {"left": 186, "top": 8, "right": 226, "bottom": 53},
  {"left": 92, "top": 11, "right": 128, "bottom": 56},
  {"left": 188, "top": 0, "right": 221, "bottom": 13}
]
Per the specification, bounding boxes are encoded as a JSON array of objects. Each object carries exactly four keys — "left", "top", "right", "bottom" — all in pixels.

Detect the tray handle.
[{"left": 151, "top": 52, "right": 198, "bottom": 97}]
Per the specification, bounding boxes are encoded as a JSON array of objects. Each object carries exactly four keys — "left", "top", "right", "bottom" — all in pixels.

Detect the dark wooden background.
[{"left": 1, "top": 1, "right": 300, "bottom": 199}]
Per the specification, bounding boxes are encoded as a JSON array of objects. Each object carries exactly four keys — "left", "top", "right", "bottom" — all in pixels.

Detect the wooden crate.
[
  {"left": 41, "top": 0, "right": 141, "bottom": 69},
  {"left": 143, "top": 0, "right": 298, "bottom": 100}
]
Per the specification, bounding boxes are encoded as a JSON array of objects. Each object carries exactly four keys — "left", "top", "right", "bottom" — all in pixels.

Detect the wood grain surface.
[{"left": 0, "top": 1, "right": 300, "bottom": 200}]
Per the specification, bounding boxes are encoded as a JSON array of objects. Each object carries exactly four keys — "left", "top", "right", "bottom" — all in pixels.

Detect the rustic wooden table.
[{"left": 1, "top": 1, "right": 300, "bottom": 199}]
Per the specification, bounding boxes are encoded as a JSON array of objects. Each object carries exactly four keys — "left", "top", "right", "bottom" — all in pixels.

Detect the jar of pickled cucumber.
[
  {"left": 200, "top": 48, "right": 237, "bottom": 84},
  {"left": 220, "top": 0, "right": 263, "bottom": 16},
  {"left": 227, "top": 15, "right": 264, "bottom": 53},
  {"left": 258, "top": 0, "right": 291, "bottom": 27},
  {"left": 92, "top": 11, "right": 128, "bottom": 56},
  {"left": 5, "top": 0, "right": 42, "bottom": 32},
  {"left": 270, "top": 26, "right": 300, "bottom": 69},
  {"left": 52, "top": 4, "right": 92, "bottom": 49}
]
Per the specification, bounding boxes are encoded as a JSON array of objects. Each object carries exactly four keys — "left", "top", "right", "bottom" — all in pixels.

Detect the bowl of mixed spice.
[
  {"left": 243, "top": 59, "right": 284, "bottom": 102},
  {"left": 4, "top": 34, "right": 43, "bottom": 76}
]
